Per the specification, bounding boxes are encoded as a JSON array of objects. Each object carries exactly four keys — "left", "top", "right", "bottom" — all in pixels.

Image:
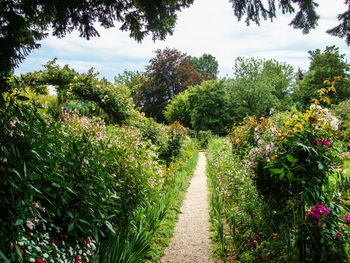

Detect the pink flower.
[
  {"left": 19, "top": 131, "right": 24, "bottom": 137},
  {"left": 41, "top": 207, "right": 46, "bottom": 213},
  {"left": 26, "top": 221, "right": 34, "bottom": 230},
  {"left": 336, "top": 233, "right": 341, "bottom": 238},
  {"left": 343, "top": 214, "right": 350, "bottom": 223},
  {"left": 1, "top": 158, "right": 7, "bottom": 163},
  {"left": 107, "top": 144, "right": 112, "bottom": 148},
  {"left": 34, "top": 203, "right": 39, "bottom": 208},
  {"left": 235, "top": 138, "right": 240, "bottom": 143}
]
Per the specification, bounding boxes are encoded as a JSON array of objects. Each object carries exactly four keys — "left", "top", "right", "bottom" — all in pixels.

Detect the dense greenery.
[
  {"left": 190, "top": 53, "right": 219, "bottom": 79},
  {"left": 293, "top": 46, "right": 350, "bottom": 109},
  {"left": 0, "top": 77, "right": 197, "bottom": 262},
  {"left": 207, "top": 83, "right": 350, "bottom": 261}
]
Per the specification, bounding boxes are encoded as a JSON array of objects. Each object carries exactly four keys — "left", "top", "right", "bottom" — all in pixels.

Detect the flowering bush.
[
  {"left": 0, "top": 90, "right": 171, "bottom": 262},
  {"left": 226, "top": 98, "right": 350, "bottom": 261},
  {"left": 298, "top": 204, "right": 350, "bottom": 262}
]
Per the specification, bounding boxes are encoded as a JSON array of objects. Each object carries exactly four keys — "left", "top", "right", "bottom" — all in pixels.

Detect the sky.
[{"left": 16, "top": 0, "right": 350, "bottom": 81}]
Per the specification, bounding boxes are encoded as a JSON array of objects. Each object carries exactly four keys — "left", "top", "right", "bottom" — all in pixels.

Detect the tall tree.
[
  {"left": 227, "top": 57, "right": 294, "bottom": 122},
  {"left": 187, "top": 80, "right": 231, "bottom": 131},
  {"left": 137, "top": 47, "right": 202, "bottom": 122},
  {"left": 190, "top": 53, "right": 219, "bottom": 79},
  {"left": 0, "top": 0, "right": 195, "bottom": 91},
  {"left": 293, "top": 46, "right": 350, "bottom": 109}
]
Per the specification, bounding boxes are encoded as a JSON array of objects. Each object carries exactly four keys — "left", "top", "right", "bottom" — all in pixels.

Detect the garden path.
[{"left": 161, "top": 152, "right": 213, "bottom": 263}]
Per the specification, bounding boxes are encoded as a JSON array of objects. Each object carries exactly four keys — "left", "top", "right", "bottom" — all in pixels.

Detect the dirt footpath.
[{"left": 161, "top": 152, "right": 213, "bottom": 263}]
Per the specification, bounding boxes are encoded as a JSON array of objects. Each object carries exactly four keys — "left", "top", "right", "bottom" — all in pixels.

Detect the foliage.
[
  {"left": 226, "top": 57, "right": 294, "bottom": 122},
  {"left": 332, "top": 98, "right": 350, "bottom": 146},
  {"left": 293, "top": 46, "right": 350, "bottom": 109},
  {"left": 0, "top": 89, "right": 172, "bottom": 262},
  {"left": 229, "top": 0, "right": 350, "bottom": 45},
  {"left": 164, "top": 91, "right": 192, "bottom": 128},
  {"left": 20, "top": 59, "right": 138, "bottom": 124},
  {"left": 187, "top": 80, "right": 231, "bottom": 131},
  {"left": 136, "top": 47, "right": 202, "bottom": 122},
  {"left": 197, "top": 130, "right": 213, "bottom": 149},
  {"left": 227, "top": 99, "right": 350, "bottom": 261},
  {"left": 0, "top": 0, "right": 195, "bottom": 90},
  {"left": 190, "top": 53, "right": 219, "bottom": 79}
]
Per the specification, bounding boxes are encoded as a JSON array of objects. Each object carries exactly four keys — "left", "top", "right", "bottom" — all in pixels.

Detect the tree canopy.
[
  {"left": 190, "top": 53, "right": 219, "bottom": 79},
  {"left": 226, "top": 57, "right": 295, "bottom": 121},
  {"left": 136, "top": 47, "right": 202, "bottom": 122},
  {"left": 0, "top": 0, "right": 194, "bottom": 88},
  {"left": 293, "top": 46, "right": 350, "bottom": 109}
]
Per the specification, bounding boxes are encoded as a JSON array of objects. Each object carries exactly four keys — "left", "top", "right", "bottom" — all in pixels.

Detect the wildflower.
[
  {"left": 107, "top": 144, "right": 112, "bottom": 148},
  {"left": 343, "top": 214, "right": 350, "bottom": 223},
  {"left": 272, "top": 233, "right": 279, "bottom": 240},
  {"left": 1, "top": 158, "right": 7, "bottom": 163},
  {"left": 269, "top": 108, "right": 275, "bottom": 115},
  {"left": 336, "top": 233, "right": 341, "bottom": 238},
  {"left": 26, "top": 221, "right": 34, "bottom": 230},
  {"left": 19, "top": 131, "right": 24, "bottom": 137},
  {"left": 342, "top": 152, "right": 349, "bottom": 158}
]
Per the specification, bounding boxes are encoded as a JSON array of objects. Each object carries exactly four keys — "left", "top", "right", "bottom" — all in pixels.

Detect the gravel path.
[{"left": 161, "top": 152, "right": 213, "bottom": 263}]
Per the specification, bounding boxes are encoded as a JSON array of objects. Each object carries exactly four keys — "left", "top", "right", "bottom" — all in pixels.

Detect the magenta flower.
[
  {"left": 314, "top": 139, "right": 330, "bottom": 146},
  {"left": 336, "top": 233, "right": 341, "bottom": 238}
]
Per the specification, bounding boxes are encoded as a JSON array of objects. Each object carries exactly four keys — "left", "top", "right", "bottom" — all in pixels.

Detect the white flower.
[{"left": 26, "top": 221, "right": 34, "bottom": 230}]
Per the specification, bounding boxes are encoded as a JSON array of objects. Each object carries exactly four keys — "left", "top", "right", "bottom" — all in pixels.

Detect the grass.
[{"left": 145, "top": 151, "right": 199, "bottom": 262}]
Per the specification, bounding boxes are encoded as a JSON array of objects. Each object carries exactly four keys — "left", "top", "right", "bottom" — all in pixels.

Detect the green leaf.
[
  {"left": 270, "top": 168, "right": 283, "bottom": 174},
  {"left": 23, "top": 162, "right": 27, "bottom": 178},
  {"left": 15, "top": 219, "right": 23, "bottom": 226},
  {"left": 286, "top": 154, "right": 298, "bottom": 163},
  {"left": 105, "top": 221, "right": 115, "bottom": 233},
  {"left": 52, "top": 182, "right": 61, "bottom": 188},
  {"left": 67, "top": 211, "right": 74, "bottom": 218},
  {"left": 68, "top": 223, "right": 75, "bottom": 232},
  {"left": 279, "top": 172, "right": 285, "bottom": 180},
  {"left": 317, "top": 161, "right": 324, "bottom": 170}
]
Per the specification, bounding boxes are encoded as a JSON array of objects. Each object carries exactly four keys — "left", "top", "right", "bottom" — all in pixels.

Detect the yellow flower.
[{"left": 273, "top": 233, "right": 279, "bottom": 240}]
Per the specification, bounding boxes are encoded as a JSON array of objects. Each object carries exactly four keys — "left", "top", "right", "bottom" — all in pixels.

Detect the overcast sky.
[{"left": 16, "top": 0, "right": 350, "bottom": 80}]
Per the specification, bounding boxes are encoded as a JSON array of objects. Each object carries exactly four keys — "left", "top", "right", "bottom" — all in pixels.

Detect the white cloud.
[{"left": 16, "top": 0, "right": 350, "bottom": 80}]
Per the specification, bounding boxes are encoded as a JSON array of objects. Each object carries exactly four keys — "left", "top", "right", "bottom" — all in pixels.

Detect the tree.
[
  {"left": 190, "top": 53, "right": 219, "bottom": 79},
  {"left": 137, "top": 47, "right": 202, "bottom": 122},
  {"left": 187, "top": 80, "right": 231, "bottom": 131},
  {"left": 292, "top": 46, "right": 350, "bottom": 109},
  {"left": 0, "top": 0, "right": 195, "bottom": 90},
  {"left": 164, "top": 91, "right": 192, "bottom": 128},
  {"left": 165, "top": 80, "right": 232, "bottom": 131},
  {"left": 226, "top": 57, "right": 294, "bottom": 122}
]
